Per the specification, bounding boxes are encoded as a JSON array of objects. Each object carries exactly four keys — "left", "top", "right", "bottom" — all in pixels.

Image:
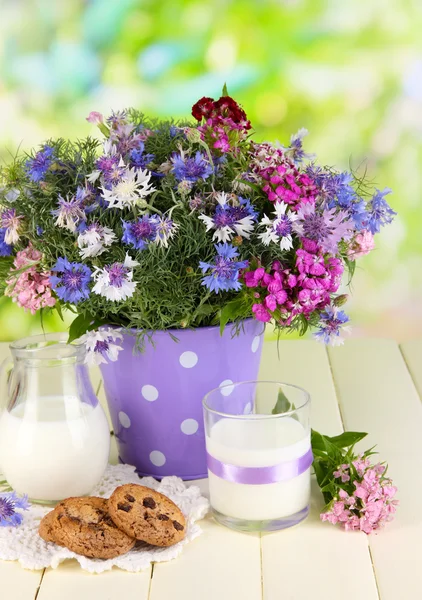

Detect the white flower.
[
  {"left": 101, "top": 163, "right": 155, "bottom": 210},
  {"left": 87, "top": 170, "right": 101, "bottom": 183},
  {"left": 258, "top": 201, "right": 297, "bottom": 251},
  {"left": 52, "top": 194, "right": 85, "bottom": 233},
  {"left": 5, "top": 188, "right": 20, "bottom": 203},
  {"left": 77, "top": 224, "right": 117, "bottom": 259},
  {"left": 155, "top": 218, "right": 179, "bottom": 248},
  {"left": 199, "top": 192, "right": 257, "bottom": 243},
  {"left": 92, "top": 253, "right": 139, "bottom": 302},
  {"left": 83, "top": 327, "right": 123, "bottom": 366}
]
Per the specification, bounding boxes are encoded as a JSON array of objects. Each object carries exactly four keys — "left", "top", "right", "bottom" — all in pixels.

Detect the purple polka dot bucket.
[{"left": 99, "top": 320, "right": 264, "bottom": 479}]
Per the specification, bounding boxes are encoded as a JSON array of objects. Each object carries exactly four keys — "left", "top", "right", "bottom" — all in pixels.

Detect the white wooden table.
[{"left": 1, "top": 338, "right": 421, "bottom": 600}]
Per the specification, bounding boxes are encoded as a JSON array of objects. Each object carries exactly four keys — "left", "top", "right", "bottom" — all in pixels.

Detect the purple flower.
[
  {"left": 199, "top": 193, "right": 258, "bottom": 242},
  {"left": 50, "top": 258, "right": 92, "bottom": 304},
  {"left": 129, "top": 142, "right": 155, "bottom": 170},
  {"left": 293, "top": 203, "right": 354, "bottom": 253},
  {"left": 51, "top": 189, "right": 86, "bottom": 232},
  {"left": 106, "top": 110, "right": 128, "bottom": 127},
  {"left": 0, "top": 491, "right": 30, "bottom": 527},
  {"left": 285, "top": 128, "right": 314, "bottom": 164},
  {"left": 314, "top": 305, "right": 350, "bottom": 345},
  {"left": 355, "top": 188, "right": 396, "bottom": 234},
  {"left": 199, "top": 243, "right": 248, "bottom": 293},
  {"left": 171, "top": 151, "right": 213, "bottom": 183},
  {"left": 1, "top": 208, "right": 22, "bottom": 245},
  {"left": 25, "top": 146, "right": 54, "bottom": 183},
  {"left": 0, "top": 228, "right": 13, "bottom": 256},
  {"left": 96, "top": 154, "right": 125, "bottom": 186},
  {"left": 122, "top": 215, "right": 159, "bottom": 250}
]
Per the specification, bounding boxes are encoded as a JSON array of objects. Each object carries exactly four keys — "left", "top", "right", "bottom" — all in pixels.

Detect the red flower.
[
  {"left": 192, "top": 97, "right": 215, "bottom": 121},
  {"left": 191, "top": 95, "right": 251, "bottom": 129}
]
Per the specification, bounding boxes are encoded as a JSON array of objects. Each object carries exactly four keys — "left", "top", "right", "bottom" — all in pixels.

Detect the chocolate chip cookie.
[
  {"left": 39, "top": 509, "right": 62, "bottom": 545},
  {"left": 38, "top": 497, "right": 136, "bottom": 559},
  {"left": 108, "top": 484, "right": 186, "bottom": 547}
]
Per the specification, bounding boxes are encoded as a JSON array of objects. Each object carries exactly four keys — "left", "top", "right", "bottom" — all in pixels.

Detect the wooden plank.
[
  {"left": 38, "top": 562, "right": 151, "bottom": 600},
  {"left": 0, "top": 562, "right": 43, "bottom": 600},
  {"left": 149, "top": 516, "right": 262, "bottom": 600},
  {"left": 259, "top": 341, "right": 379, "bottom": 600},
  {"left": 400, "top": 339, "right": 422, "bottom": 399},
  {"left": 328, "top": 339, "right": 422, "bottom": 600}
]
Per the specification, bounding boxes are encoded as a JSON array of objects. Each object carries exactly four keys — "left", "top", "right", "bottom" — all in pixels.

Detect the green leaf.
[
  {"left": 311, "top": 429, "right": 325, "bottom": 451},
  {"left": 219, "top": 298, "right": 245, "bottom": 335},
  {"left": 327, "top": 431, "right": 368, "bottom": 449},
  {"left": 222, "top": 82, "right": 229, "bottom": 96},
  {"left": 55, "top": 302, "right": 64, "bottom": 321},
  {"left": 68, "top": 313, "right": 103, "bottom": 343},
  {"left": 272, "top": 388, "right": 293, "bottom": 414}
]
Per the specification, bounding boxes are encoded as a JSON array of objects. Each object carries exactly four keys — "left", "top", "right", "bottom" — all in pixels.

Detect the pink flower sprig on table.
[
  {"left": 312, "top": 430, "right": 398, "bottom": 534},
  {"left": 5, "top": 244, "right": 56, "bottom": 314}
]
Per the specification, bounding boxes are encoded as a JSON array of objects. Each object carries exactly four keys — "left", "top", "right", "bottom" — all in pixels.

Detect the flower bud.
[
  {"left": 86, "top": 111, "right": 104, "bottom": 125},
  {"left": 184, "top": 128, "right": 203, "bottom": 144},
  {"left": 333, "top": 294, "right": 348, "bottom": 307}
]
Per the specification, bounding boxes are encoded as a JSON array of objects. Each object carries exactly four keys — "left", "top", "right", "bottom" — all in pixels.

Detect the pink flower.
[
  {"left": 321, "top": 458, "right": 398, "bottom": 534},
  {"left": 86, "top": 111, "right": 104, "bottom": 125},
  {"left": 244, "top": 268, "right": 265, "bottom": 288},
  {"left": 333, "top": 464, "right": 351, "bottom": 483},
  {"left": 5, "top": 245, "right": 56, "bottom": 315},
  {"left": 353, "top": 456, "right": 371, "bottom": 476},
  {"left": 348, "top": 231, "right": 375, "bottom": 260},
  {"left": 252, "top": 303, "right": 272, "bottom": 322}
]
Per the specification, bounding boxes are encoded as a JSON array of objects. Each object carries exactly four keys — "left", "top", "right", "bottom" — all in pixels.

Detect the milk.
[
  {"left": 0, "top": 397, "right": 110, "bottom": 501},
  {"left": 206, "top": 416, "right": 310, "bottom": 521}
]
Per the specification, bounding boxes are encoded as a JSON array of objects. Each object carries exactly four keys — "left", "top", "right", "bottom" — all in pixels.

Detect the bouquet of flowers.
[
  {"left": 312, "top": 430, "right": 398, "bottom": 533},
  {"left": 0, "top": 87, "right": 396, "bottom": 362}
]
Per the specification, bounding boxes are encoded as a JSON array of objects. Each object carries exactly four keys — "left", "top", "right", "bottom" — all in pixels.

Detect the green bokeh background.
[{"left": 0, "top": 0, "right": 421, "bottom": 341}]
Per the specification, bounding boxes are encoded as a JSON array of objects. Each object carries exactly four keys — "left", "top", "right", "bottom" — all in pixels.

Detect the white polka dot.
[
  {"left": 179, "top": 351, "right": 198, "bottom": 368},
  {"left": 251, "top": 336, "right": 261, "bottom": 353},
  {"left": 142, "top": 385, "right": 159, "bottom": 402},
  {"left": 149, "top": 450, "right": 166, "bottom": 467},
  {"left": 118, "top": 411, "right": 131, "bottom": 428},
  {"left": 243, "top": 402, "right": 252, "bottom": 415},
  {"left": 219, "top": 379, "right": 234, "bottom": 396},
  {"left": 181, "top": 418, "right": 199, "bottom": 435}
]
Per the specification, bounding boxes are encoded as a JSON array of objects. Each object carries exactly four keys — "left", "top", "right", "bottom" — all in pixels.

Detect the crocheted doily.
[{"left": 0, "top": 464, "right": 209, "bottom": 573}]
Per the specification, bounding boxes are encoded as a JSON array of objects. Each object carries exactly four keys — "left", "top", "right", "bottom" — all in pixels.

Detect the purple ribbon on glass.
[{"left": 206, "top": 447, "right": 313, "bottom": 485}]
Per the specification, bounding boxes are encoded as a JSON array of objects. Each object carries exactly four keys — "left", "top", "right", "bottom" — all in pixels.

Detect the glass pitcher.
[{"left": 0, "top": 333, "right": 110, "bottom": 503}]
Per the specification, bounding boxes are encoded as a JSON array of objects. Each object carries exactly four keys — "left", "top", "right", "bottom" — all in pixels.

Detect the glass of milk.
[
  {"left": 0, "top": 333, "right": 110, "bottom": 503},
  {"left": 203, "top": 381, "right": 311, "bottom": 532}
]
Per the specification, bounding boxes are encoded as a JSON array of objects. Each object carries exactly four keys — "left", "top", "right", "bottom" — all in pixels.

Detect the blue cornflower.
[
  {"left": 355, "top": 188, "right": 396, "bottom": 234},
  {"left": 314, "top": 306, "right": 350, "bottom": 346},
  {"left": 0, "top": 228, "right": 13, "bottom": 256},
  {"left": 169, "top": 125, "right": 180, "bottom": 138},
  {"left": 0, "top": 492, "right": 30, "bottom": 527},
  {"left": 122, "top": 215, "right": 159, "bottom": 250},
  {"left": 50, "top": 257, "right": 92, "bottom": 304},
  {"left": 25, "top": 146, "right": 54, "bottom": 183},
  {"left": 199, "top": 243, "right": 248, "bottom": 294},
  {"left": 36, "top": 226, "right": 44, "bottom": 236},
  {"left": 129, "top": 142, "right": 155, "bottom": 170},
  {"left": 171, "top": 151, "right": 213, "bottom": 183}
]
